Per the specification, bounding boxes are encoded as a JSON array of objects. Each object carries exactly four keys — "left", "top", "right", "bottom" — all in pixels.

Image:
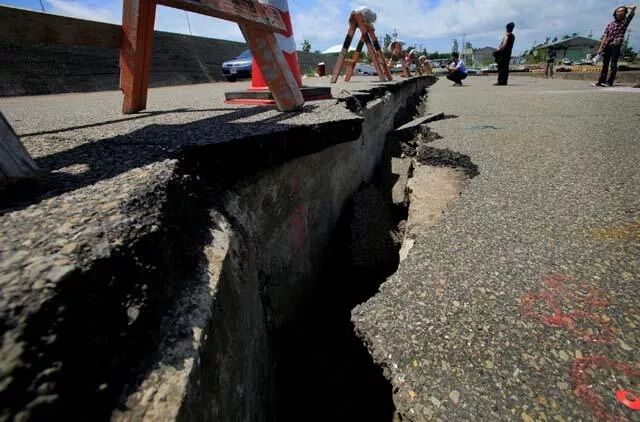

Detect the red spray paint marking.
[
  {"left": 571, "top": 356, "right": 640, "bottom": 421},
  {"left": 616, "top": 390, "right": 640, "bottom": 411},
  {"left": 519, "top": 274, "right": 615, "bottom": 343}
]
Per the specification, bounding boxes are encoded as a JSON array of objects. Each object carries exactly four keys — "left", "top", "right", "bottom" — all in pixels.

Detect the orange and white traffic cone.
[{"left": 225, "top": 0, "right": 332, "bottom": 105}]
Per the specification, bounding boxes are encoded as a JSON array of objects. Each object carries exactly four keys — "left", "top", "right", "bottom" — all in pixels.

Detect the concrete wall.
[{"left": 0, "top": 6, "right": 337, "bottom": 96}]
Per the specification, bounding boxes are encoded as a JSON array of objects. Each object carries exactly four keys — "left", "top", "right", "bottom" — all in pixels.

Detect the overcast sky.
[{"left": 3, "top": 0, "right": 639, "bottom": 55}]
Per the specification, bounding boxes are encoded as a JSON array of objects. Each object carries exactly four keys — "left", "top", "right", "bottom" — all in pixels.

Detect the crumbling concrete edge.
[
  {"left": 0, "top": 76, "right": 437, "bottom": 421},
  {"left": 113, "top": 76, "right": 439, "bottom": 420}
]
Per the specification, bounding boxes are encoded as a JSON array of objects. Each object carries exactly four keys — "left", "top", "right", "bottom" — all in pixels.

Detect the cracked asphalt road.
[{"left": 353, "top": 76, "right": 640, "bottom": 421}]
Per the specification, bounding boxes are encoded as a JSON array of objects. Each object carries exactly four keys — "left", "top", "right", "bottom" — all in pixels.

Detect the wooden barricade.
[
  {"left": 120, "top": 0, "right": 303, "bottom": 113},
  {"left": 331, "top": 11, "right": 392, "bottom": 83},
  {"left": 0, "top": 112, "right": 39, "bottom": 187}
]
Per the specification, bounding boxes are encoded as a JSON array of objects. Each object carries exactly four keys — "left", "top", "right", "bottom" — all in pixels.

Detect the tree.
[
  {"left": 562, "top": 34, "right": 571, "bottom": 40},
  {"left": 302, "top": 39, "right": 311, "bottom": 52},
  {"left": 621, "top": 37, "right": 636, "bottom": 60},
  {"left": 451, "top": 39, "right": 459, "bottom": 54},
  {"left": 383, "top": 33, "right": 392, "bottom": 49},
  {"left": 571, "top": 32, "right": 578, "bottom": 38},
  {"left": 544, "top": 37, "right": 550, "bottom": 45},
  {"left": 552, "top": 37, "right": 558, "bottom": 42}
]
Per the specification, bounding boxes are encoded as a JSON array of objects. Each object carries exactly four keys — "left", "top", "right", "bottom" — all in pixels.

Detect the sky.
[{"left": 2, "top": 0, "right": 639, "bottom": 56}]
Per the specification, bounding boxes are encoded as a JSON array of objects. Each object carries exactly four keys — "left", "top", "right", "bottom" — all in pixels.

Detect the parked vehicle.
[
  {"left": 222, "top": 50, "right": 252, "bottom": 82},
  {"left": 390, "top": 63, "right": 417, "bottom": 73},
  {"left": 561, "top": 58, "right": 574, "bottom": 66},
  {"left": 481, "top": 63, "right": 498, "bottom": 72},
  {"left": 354, "top": 63, "right": 377, "bottom": 75}
]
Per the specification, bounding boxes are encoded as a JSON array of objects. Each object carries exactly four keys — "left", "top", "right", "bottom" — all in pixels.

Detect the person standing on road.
[
  {"left": 545, "top": 47, "right": 557, "bottom": 79},
  {"left": 593, "top": 4, "right": 636, "bottom": 87},
  {"left": 493, "top": 22, "right": 515, "bottom": 85},
  {"left": 446, "top": 52, "right": 468, "bottom": 86}
]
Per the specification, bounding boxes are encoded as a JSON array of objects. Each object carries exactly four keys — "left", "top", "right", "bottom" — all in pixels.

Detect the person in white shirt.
[{"left": 446, "top": 52, "right": 468, "bottom": 86}]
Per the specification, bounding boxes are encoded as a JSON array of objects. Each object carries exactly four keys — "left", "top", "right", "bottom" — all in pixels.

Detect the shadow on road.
[{"left": 1, "top": 104, "right": 343, "bottom": 214}]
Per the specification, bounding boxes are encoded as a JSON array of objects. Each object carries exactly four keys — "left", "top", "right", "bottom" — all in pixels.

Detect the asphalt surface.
[
  {"left": 2, "top": 75, "right": 638, "bottom": 420},
  {"left": 353, "top": 76, "right": 640, "bottom": 421},
  {"left": 0, "top": 79, "right": 364, "bottom": 328},
  {"left": 0, "top": 76, "right": 416, "bottom": 420}
]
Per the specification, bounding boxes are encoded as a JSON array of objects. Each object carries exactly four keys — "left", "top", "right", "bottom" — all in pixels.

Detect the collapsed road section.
[{"left": 0, "top": 76, "right": 434, "bottom": 421}]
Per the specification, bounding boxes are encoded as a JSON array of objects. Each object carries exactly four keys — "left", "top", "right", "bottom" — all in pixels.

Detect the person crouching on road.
[
  {"left": 593, "top": 4, "right": 636, "bottom": 87},
  {"left": 419, "top": 55, "right": 434, "bottom": 76},
  {"left": 446, "top": 52, "right": 467, "bottom": 86},
  {"left": 405, "top": 49, "right": 419, "bottom": 75},
  {"left": 387, "top": 40, "right": 404, "bottom": 68}
]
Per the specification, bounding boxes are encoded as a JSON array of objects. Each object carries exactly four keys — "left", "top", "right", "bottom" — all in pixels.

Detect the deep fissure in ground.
[
  {"left": 270, "top": 105, "right": 479, "bottom": 422},
  {"left": 272, "top": 184, "right": 402, "bottom": 422},
  {"left": 272, "top": 98, "right": 430, "bottom": 422}
]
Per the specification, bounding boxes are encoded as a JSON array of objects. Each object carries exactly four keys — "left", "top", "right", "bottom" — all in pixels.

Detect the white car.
[
  {"left": 391, "top": 63, "right": 417, "bottom": 73},
  {"left": 354, "top": 63, "right": 377, "bottom": 75},
  {"left": 481, "top": 63, "right": 498, "bottom": 72}
]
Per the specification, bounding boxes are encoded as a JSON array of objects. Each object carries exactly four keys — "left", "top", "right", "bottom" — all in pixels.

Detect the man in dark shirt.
[
  {"left": 493, "top": 22, "right": 515, "bottom": 86},
  {"left": 593, "top": 5, "right": 636, "bottom": 87},
  {"left": 545, "top": 47, "right": 557, "bottom": 79}
]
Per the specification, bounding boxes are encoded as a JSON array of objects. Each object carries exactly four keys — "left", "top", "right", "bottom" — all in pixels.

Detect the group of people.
[
  {"left": 386, "top": 41, "right": 434, "bottom": 76},
  {"left": 388, "top": 4, "right": 636, "bottom": 89},
  {"left": 446, "top": 22, "right": 515, "bottom": 86}
]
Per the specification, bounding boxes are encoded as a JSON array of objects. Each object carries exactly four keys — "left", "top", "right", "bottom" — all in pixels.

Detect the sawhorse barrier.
[
  {"left": 0, "top": 112, "right": 39, "bottom": 188},
  {"left": 331, "top": 8, "right": 392, "bottom": 83},
  {"left": 120, "top": 0, "right": 304, "bottom": 113}
]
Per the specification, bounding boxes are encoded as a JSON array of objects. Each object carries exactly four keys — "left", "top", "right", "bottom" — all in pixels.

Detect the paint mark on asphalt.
[
  {"left": 519, "top": 274, "right": 615, "bottom": 343},
  {"left": 571, "top": 356, "right": 640, "bottom": 421}
]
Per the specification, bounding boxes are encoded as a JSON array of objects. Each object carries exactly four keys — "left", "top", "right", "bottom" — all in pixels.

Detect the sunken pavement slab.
[{"left": 353, "top": 77, "right": 640, "bottom": 421}]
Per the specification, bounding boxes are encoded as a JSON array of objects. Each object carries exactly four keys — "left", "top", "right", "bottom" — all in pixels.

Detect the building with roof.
[
  {"left": 530, "top": 36, "right": 601, "bottom": 62},
  {"left": 471, "top": 47, "right": 498, "bottom": 65}
]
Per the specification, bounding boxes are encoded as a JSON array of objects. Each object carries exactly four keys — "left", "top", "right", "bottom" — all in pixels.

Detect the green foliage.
[
  {"left": 427, "top": 51, "right": 451, "bottom": 60},
  {"left": 621, "top": 38, "right": 637, "bottom": 60},
  {"left": 302, "top": 39, "right": 311, "bottom": 52},
  {"left": 383, "top": 33, "right": 392, "bottom": 49}
]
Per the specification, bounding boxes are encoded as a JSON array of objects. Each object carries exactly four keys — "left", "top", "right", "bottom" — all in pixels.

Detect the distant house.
[
  {"left": 531, "top": 36, "right": 600, "bottom": 62},
  {"left": 472, "top": 47, "right": 497, "bottom": 65}
]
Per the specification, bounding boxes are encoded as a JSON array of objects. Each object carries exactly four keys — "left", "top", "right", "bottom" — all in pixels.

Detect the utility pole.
[
  {"left": 461, "top": 33, "right": 466, "bottom": 62},
  {"left": 38, "top": 0, "right": 45, "bottom": 12},
  {"left": 185, "top": 11, "right": 193, "bottom": 36}
]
